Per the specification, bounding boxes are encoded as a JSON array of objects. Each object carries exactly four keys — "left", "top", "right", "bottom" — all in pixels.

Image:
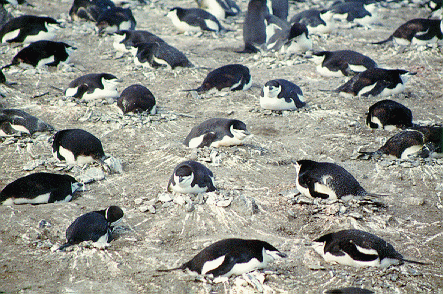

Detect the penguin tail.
[
  {"left": 357, "top": 150, "right": 382, "bottom": 160},
  {"left": 1, "top": 63, "right": 15, "bottom": 70},
  {"left": 156, "top": 264, "right": 186, "bottom": 273},
  {"left": 371, "top": 35, "right": 393, "bottom": 45},
  {"left": 318, "top": 89, "right": 339, "bottom": 93},
  {"left": 402, "top": 258, "right": 428, "bottom": 265},
  {"left": 182, "top": 87, "right": 202, "bottom": 93}
]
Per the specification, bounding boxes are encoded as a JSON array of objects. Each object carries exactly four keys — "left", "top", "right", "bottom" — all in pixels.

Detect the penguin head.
[
  {"left": 262, "top": 80, "right": 282, "bottom": 99},
  {"left": 105, "top": 206, "right": 124, "bottom": 226},
  {"left": 100, "top": 73, "right": 120, "bottom": 89},
  {"left": 398, "top": 70, "right": 416, "bottom": 83},
  {"left": 319, "top": 10, "right": 334, "bottom": 21},
  {"left": 260, "top": 241, "right": 287, "bottom": 265},
  {"left": 364, "top": 3, "right": 378, "bottom": 13},
  {"left": 174, "top": 164, "right": 194, "bottom": 187},
  {"left": 230, "top": 120, "right": 250, "bottom": 141},
  {"left": 63, "top": 43, "right": 77, "bottom": 55},
  {"left": 311, "top": 51, "right": 327, "bottom": 65},
  {"left": 167, "top": 7, "right": 182, "bottom": 19},
  {"left": 293, "top": 159, "right": 315, "bottom": 174}
]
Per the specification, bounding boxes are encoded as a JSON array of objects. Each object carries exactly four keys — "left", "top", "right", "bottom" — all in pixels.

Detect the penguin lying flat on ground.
[
  {"left": 0, "top": 15, "right": 59, "bottom": 44},
  {"left": 167, "top": 7, "right": 226, "bottom": 34},
  {"left": 366, "top": 99, "right": 412, "bottom": 131},
  {"left": 96, "top": 6, "right": 136, "bottom": 34},
  {"left": 0, "top": 108, "right": 54, "bottom": 136},
  {"left": 117, "top": 84, "right": 156, "bottom": 114},
  {"left": 112, "top": 30, "right": 165, "bottom": 52},
  {"left": 133, "top": 42, "right": 193, "bottom": 69},
  {"left": 290, "top": 9, "right": 335, "bottom": 35},
  {"left": 69, "top": 0, "right": 115, "bottom": 21},
  {"left": 65, "top": 73, "right": 119, "bottom": 101},
  {"left": 167, "top": 160, "right": 216, "bottom": 194},
  {"left": 260, "top": 79, "right": 305, "bottom": 110},
  {"left": 311, "top": 50, "right": 377, "bottom": 77},
  {"left": 195, "top": 0, "right": 240, "bottom": 19}
]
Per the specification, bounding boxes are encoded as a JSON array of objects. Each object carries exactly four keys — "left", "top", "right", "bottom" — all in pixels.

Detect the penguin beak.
[
  {"left": 277, "top": 252, "right": 287, "bottom": 258},
  {"left": 178, "top": 176, "right": 184, "bottom": 183}
]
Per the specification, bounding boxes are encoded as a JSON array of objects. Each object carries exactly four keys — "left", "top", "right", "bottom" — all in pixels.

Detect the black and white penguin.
[
  {"left": 324, "top": 287, "right": 374, "bottom": 294},
  {"left": 59, "top": 206, "right": 124, "bottom": 250},
  {"left": 158, "top": 238, "right": 286, "bottom": 278},
  {"left": 69, "top": 0, "right": 115, "bottom": 21},
  {"left": 0, "top": 109, "right": 54, "bottom": 136},
  {"left": 293, "top": 160, "right": 376, "bottom": 200},
  {"left": 2, "top": 41, "right": 76, "bottom": 69},
  {"left": 0, "top": 15, "right": 59, "bottom": 44},
  {"left": 117, "top": 84, "right": 156, "bottom": 114},
  {"left": 96, "top": 6, "right": 136, "bottom": 34},
  {"left": 241, "top": 0, "right": 269, "bottom": 53},
  {"left": 290, "top": 9, "right": 335, "bottom": 34},
  {"left": 373, "top": 18, "right": 443, "bottom": 46},
  {"left": 133, "top": 42, "right": 193, "bottom": 69},
  {"left": 52, "top": 129, "right": 106, "bottom": 164},
  {"left": 264, "top": 14, "right": 291, "bottom": 51},
  {"left": 427, "top": 0, "right": 442, "bottom": 18},
  {"left": 260, "top": 79, "right": 305, "bottom": 110},
  {"left": 113, "top": 30, "right": 165, "bottom": 52},
  {"left": 187, "top": 64, "right": 251, "bottom": 93},
  {"left": 336, "top": 68, "right": 416, "bottom": 97},
  {"left": 167, "top": 160, "right": 216, "bottom": 194},
  {"left": 184, "top": 118, "right": 250, "bottom": 148},
  {"left": 167, "top": 7, "right": 225, "bottom": 34},
  {"left": 366, "top": 100, "right": 412, "bottom": 131},
  {"left": 313, "top": 229, "right": 425, "bottom": 268},
  {"left": 283, "top": 22, "right": 312, "bottom": 53},
  {"left": 0, "top": 172, "right": 81, "bottom": 205},
  {"left": 312, "top": 50, "right": 377, "bottom": 77},
  {"left": 65, "top": 73, "right": 119, "bottom": 101},
  {"left": 196, "top": 0, "right": 240, "bottom": 19},
  {"left": 329, "top": 2, "right": 378, "bottom": 27}
]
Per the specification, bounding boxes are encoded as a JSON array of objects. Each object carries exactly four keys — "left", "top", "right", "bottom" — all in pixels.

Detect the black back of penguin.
[
  {"left": 0, "top": 15, "right": 59, "bottom": 43},
  {"left": 270, "top": 0, "right": 288, "bottom": 20},
  {"left": 69, "top": 0, "right": 115, "bottom": 21},
  {"left": 117, "top": 84, "right": 156, "bottom": 114},
  {"left": 96, "top": 7, "right": 136, "bottom": 34},
  {"left": 192, "top": 64, "right": 251, "bottom": 93},
  {"left": 260, "top": 79, "right": 305, "bottom": 109},
  {"left": 113, "top": 30, "right": 165, "bottom": 52},
  {"left": 0, "top": 108, "right": 54, "bottom": 136},
  {"left": 294, "top": 160, "right": 368, "bottom": 199},
  {"left": 0, "top": 172, "right": 79, "bottom": 205},
  {"left": 65, "top": 73, "right": 118, "bottom": 99},
  {"left": 242, "top": 0, "right": 269, "bottom": 53},
  {"left": 52, "top": 129, "right": 105, "bottom": 163},
  {"left": 177, "top": 238, "right": 286, "bottom": 277},
  {"left": 167, "top": 160, "right": 216, "bottom": 193},
  {"left": 366, "top": 100, "right": 412, "bottom": 130},
  {"left": 168, "top": 7, "right": 223, "bottom": 33},
  {"left": 134, "top": 42, "right": 193, "bottom": 69},
  {"left": 313, "top": 50, "right": 377, "bottom": 77}
]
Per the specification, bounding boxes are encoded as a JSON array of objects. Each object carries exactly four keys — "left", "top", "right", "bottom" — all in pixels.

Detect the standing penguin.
[
  {"left": 336, "top": 68, "right": 416, "bottom": 97},
  {"left": 0, "top": 172, "right": 81, "bottom": 205},
  {"left": 293, "top": 160, "right": 378, "bottom": 200},
  {"left": 241, "top": 0, "right": 269, "bottom": 53},
  {"left": 366, "top": 100, "right": 412, "bottom": 130},
  {"left": 313, "top": 229, "right": 425, "bottom": 268},
  {"left": 52, "top": 129, "right": 106, "bottom": 164},
  {"left": 186, "top": 64, "right": 251, "bottom": 93},
  {"left": 196, "top": 0, "right": 240, "bottom": 19},
  {"left": 2, "top": 41, "right": 76, "bottom": 69},
  {"left": 184, "top": 118, "right": 250, "bottom": 148},
  {"left": 312, "top": 50, "right": 377, "bottom": 77},
  {"left": 167, "top": 160, "right": 216, "bottom": 194},
  {"left": 0, "top": 109, "right": 54, "bottom": 136},
  {"left": 158, "top": 238, "right": 286, "bottom": 278},
  {"left": 270, "top": 0, "right": 288, "bottom": 20},
  {"left": 59, "top": 206, "right": 124, "bottom": 250},
  {"left": 133, "top": 42, "right": 193, "bottom": 69},
  {"left": 0, "top": 15, "right": 59, "bottom": 44},
  {"left": 117, "top": 84, "right": 156, "bottom": 114},
  {"left": 260, "top": 79, "right": 305, "bottom": 110},
  {"left": 167, "top": 7, "right": 225, "bottom": 34},
  {"left": 65, "top": 73, "right": 120, "bottom": 101}
]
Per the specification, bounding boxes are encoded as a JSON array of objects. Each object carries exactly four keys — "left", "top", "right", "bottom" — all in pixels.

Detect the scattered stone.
[
  {"left": 23, "top": 159, "right": 45, "bottom": 171},
  {"left": 158, "top": 193, "right": 172, "bottom": 203},
  {"left": 77, "top": 167, "right": 105, "bottom": 183}
]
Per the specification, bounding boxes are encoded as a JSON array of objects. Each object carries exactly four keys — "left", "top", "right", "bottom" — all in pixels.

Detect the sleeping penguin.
[
  {"left": 0, "top": 15, "right": 59, "bottom": 44},
  {"left": 0, "top": 109, "right": 54, "bottom": 136},
  {"left": 311, "top": 50, "right": 377, "bottom": 77},
  {"left": 158, "top": 238, "right": 287, "bottom": 278},
  {"left": 59, "top": 205, "right": 124, "bottom": 250},
  {"left": 167, "top": 7, "right": 225, "bottom": 34},
  {"left": 167, "top": 160, "right": 216, "bottom": 194},
  {"left": 65, "top": 73, "right": 120, "bottom": 101},
  {"left": 366, "top": 99, "right": 413, "bottom": 131},
  {"left": 313, "top": 229, "right": 425, "bottom": 268}
]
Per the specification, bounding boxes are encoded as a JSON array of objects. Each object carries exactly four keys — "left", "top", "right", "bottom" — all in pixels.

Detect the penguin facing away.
[
  {"left": 241, "top": 0, "right": 269, "bottom": 53},
  {"left": 366, "top": 99, "right": 412, "bottom": 131},
  {"left": 311, "top": 50, "right": 377, "bottom": 77},
  {"left": 158, "top": 238, "right": 287, "bottom": 278},
  {"left": 117, "top": 84, "right": 156, "bottom": 114},
  {"left": 184, "top": 118, "right": 250, "bottom": 148},
  {"left": 2, "top": 40, "right": 76, "bottom": 69},
  {"left": 293, "top": 160, "right": 376, "bottom": 200},
  {"left": 112, "top": 30, "right": 165, "bottom": 52},
  {"left": 69, "top": 0, "right": 115, "bottom": 21},
  {"left": 96, "top": 6, "right": 136, "bottom": 34},
  {"left": 0, "top": 172, "right": 81, "bottom": 205},
  {"left": 0, "top": 15, "right": 59, "bottom": 44},
  {"left": 65, "top": 73, "right": 120, "bottom": 101},
  {"left": 0, "top": 109, "right": 54, "bottom": 136},
  {"left": 52, "top": 129, "right": 105, "bottom": 165},
  {"left": 167, "top": 7, "right": 225, "bottom": 33},
  {"left": 186, "top": 64, "right": 251, "bottom": 93},
  {"left": 260, "top": 79, "right": 305, "bottom": 110},
  {"left": 167, "top": 160, "right": 216, "bottom": 194},
  {"left": 373, "top": 18, "right": 443, "bottom": 46},
  {"left": 336, "top": 68, "right": 416, "bottom": 97},
  {"left": 329, "top": 2, "right": 378, "bottom": 27},
  {"left": 196, "top": 0, "right": 240, "bottom": 19},
  {"left": 313, "top": 229, "right": 425, "bottom": 268},
  {"left": 270, "top": 0, "right": 289, "bottom": 20},
  {"left": 133, "top": 42, "right": 193, "bottom": 69},
  {"left": 59, "top": 206, "right": 124, "bottom": 250}
]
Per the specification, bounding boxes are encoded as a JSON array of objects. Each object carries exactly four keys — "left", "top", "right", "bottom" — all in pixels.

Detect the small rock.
[
  {"left": 347, "top": 212, "right": 363, "bottom": 219},
  {"left": 104, "top": 156, "right": 123, "bottom": 174},
  {"left": 217, "top": 198, "right": 232, "bottom": 207},
  {"left": 185, "top": 202, "right": 195, "bottom": 212},
  {"left": 404, "top": 197, "right": 425, "bottom": 206},
  {"left": 78, "top": 167, "right": 105, "bottom": 183},
  {"left": 173, "top": 195, "right": 186, "bottom": 205},
  {"left": 134, "top": 198, "right": 145, "bottom": 205},
  {"left": 38, "top": 220, "right": 51, "bottom": 229},
  {"left": 158, "top": 193, "right": 172, "bottom": 203},
  {"left": 23, "top": 159, "right": 45, "bottom": 171}
]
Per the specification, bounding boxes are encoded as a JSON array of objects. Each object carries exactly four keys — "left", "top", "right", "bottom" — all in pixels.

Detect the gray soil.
[{"left": 1, "top": 0, "right": 442, "bottom": 293}]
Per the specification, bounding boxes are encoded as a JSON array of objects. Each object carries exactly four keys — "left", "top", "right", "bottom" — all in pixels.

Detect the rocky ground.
[{"left": 1, "top": 0, "right": 443, "bottom": 293}]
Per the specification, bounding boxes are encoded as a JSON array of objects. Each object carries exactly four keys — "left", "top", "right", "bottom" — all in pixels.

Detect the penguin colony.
[{"left": 0, "top": 0, "right": 441, "bottom": 292}]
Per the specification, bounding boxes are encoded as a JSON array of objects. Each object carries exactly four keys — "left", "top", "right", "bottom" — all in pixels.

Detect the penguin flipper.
[
  {"left": 338, "top": 240, "right": 379, "bottom": 262},
  {"left": 205, "top": 255, "right": 236, "bottom": 277}
]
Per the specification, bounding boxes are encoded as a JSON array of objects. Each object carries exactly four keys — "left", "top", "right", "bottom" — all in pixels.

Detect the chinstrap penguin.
[
  {"left": 157, "top": 238, "right": 286, "bottom": 278},
  {"left": 293, "top": 160, "right": 380, "bottom": 200},
  {"left": 96, "top": 6, "right": 136, "bottom": 34},
  {"left": 0, "top": 109, "right": 54, "bottom": 136},
  {"left": 167, "top": 160, "right": 216, "bottom": 194},
  {"left": 260, "top": 79, "right": 305, "bottom": 110},
  {"left": 167, "top": 7, "right": 226, "bottom": 34},
  {"left": 0, "top": 172, "right": 81, "bottom": 205},
  {"left": 241, "top": 0, "right": 269, "bottom": 53},
  {"left": 366, "top": 99, "right": 412, "bottom": 131},
  {"left": 186, "top": 64, "right": 251, "bottom": 93},
  {"left": 270, "top": 0, "right": 289, "bottom": 20},
  {"left": 133, "top": 42, "right": 193, "bottom": 69},
  {"left": 195, "top": 0, "right": 240, "bottom": 19},
  {"left": 65, "top": 73, "right": 120, "bottom": 101},
  {"left": 69, "top": 0, "right": 115, "bottom": 21},
  {"left": 313, "top": 229, "right": 425, "bottom": 268},
  {"left": 329, "top": 2, "right": 378, "bottom": 27},
  {"left": 112, "top": 30, "right": 165, "bottom": 53},
  {"left": 117, "top": 84, "right": 156, "bottom": 114},
  {"left": 284, "top": 23, "right": 312, "bottom": 53},
  {"left": 312, "top": 50, "right": 377, "bottom": 77},
  {"left": 184, "top": 118, "right": 250, "bottom": 148},
  {"left": 336, "top": 68, "right": 416, "bottom": 97},
  {"left": 52, "top": 129, "right": 106, "bottom": 165},
  {"left": 2, "top": 40, "right": 76, "bottom": 69},
  {"left": 0, "top": 15, "right": 59, "bottom": 44},
  {"left": 59, "top": 206, "right": 124, "bottom": 250},
  {"left": 290, "top": 9, "right": 335, "bottom": 34}
]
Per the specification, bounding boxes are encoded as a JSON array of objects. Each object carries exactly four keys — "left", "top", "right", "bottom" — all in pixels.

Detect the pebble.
[
  {"left": 23, "top": 159, "right": 45, "bottom": 171},
  {"left": 404, "top": 197, "right": 425, "bottom": 206},
  {"left": 158, "top": 193, "right": 172, "bottom": 203},
  {"left": 104, "top": 156, "right": 123, "bottom": 174},
  {"left": 78, "top": 167, "right": 105, "bottom": 183}
]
